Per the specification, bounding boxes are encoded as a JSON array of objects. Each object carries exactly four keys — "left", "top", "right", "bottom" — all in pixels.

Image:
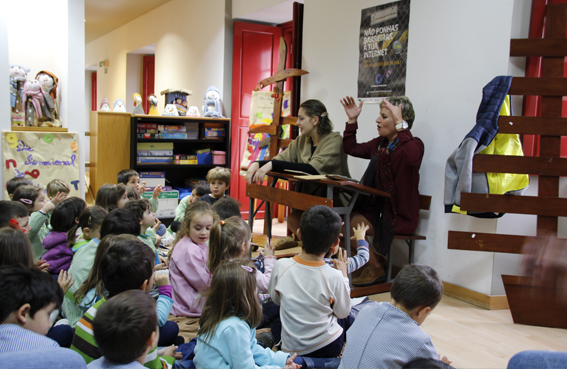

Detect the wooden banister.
[
  {"left": 472, "top": 154, "right": 567, "bottom": 176},
  {"left": 497, "top": 116, "right": 567, "bottom": 136},
  {"left": 508, "top": 77, "right": 567, "bottom": 96},
  {"left": 460, "top": 193, "right": 567, "bottom": 217},
  {"left": 510, "top": 38, "right": 567, "bottom": 56}
]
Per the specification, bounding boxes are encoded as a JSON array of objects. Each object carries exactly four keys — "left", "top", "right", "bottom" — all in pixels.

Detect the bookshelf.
[{"left": 129, "top": 115, "right": 231, "bottom": 191}]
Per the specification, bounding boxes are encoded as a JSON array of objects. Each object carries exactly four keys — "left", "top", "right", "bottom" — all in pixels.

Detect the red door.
[
  {"left": 143, "top": 56, "right": 155, "bottom": 114},
  {"left": 231, "top": 22, "right": 283, "bottom": 219}
]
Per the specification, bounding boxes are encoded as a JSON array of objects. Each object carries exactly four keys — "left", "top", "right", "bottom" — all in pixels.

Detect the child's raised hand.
[
  {"left": 35, "top": 260, "right": 50, "bottom": 272},
  {"left": 331, "top": 248, "right": 348, "bottom": 277},
  {"left": 153, "top": 184, "right": 163, "bottom": 200},
  {"left": 262, "top": 237, "right": 275, "bottom": 257},
  {"left": 57, "top": 270, "right": 74, "bottom": 294},
  {"left": 439, "top": 354, "right": 452, "bottom": 365},
  {"left": 42, "top": 192, "right": 67, "bottom": 213},
  {"left": 138, "top": 181, "right": 147, "bottom": 195},
  {"left": 351, "top": 223, "right": 370, "bottom": 241},
  {"left": 153, "top": 218, "right": 162, "bottom": 232},
  {"left": 154, "top": 271, "right": 170, "bottom": 286},
  {"left": 158, "top": 345, "right": 181, "bottom": 359}
]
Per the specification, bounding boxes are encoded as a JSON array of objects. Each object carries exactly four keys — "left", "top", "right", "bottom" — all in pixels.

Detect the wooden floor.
[{"left": 252, "top": 218, "right": 567, "bottom": 368}]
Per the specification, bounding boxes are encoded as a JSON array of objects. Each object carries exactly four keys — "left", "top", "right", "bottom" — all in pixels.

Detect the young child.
[
  {"left": 0, "top": 200, "right": 31, "bottom": 233},
  {"left": 46, "top": 179, "right": 71, "bottom": 199},
  {"left": 0, "top": 227, "right": 35, "bottom": 268},
  {"left": 194, "top": 260, "right": 300, "bottom": 369},
  {"left": 197, "top": 167, "right": 231, "bottom": 205},
  {"left": 42, "top": 197, "right": 86, "bottom": 275},
  {"left": 71, "top": 235, "right": 178, "bottom": 368},
  {"left": 339, "top": 264, "right": 450, "bottom": 369},
  {"left": 325, "top": 223, "right": 370, "bottom": 274},
  {"left": 211, "top": 197, "right": 242, "bottom": 220},
  {"left": 13, "top": 185, "right": 66, "bottom": 261},
  {"left": 61, "top": 206, "right": 108, "bottom": 327},
  {"left": 0, "top": 265, "right": 63, "bottom": 353},
  {"left": 87, "top": 290, "right": 159, "bottom": 368},
  {"left": 169, "top": 201, "right": 218, "bottom": 317},
  {"left": 173, "top": 181, "right": 210, "bottom": 223},
  {"left": 268, "top": 205, "right": 351, "bottom": 358},
  {"left": 6, "top": 177, "right": 32, "bottom": 199},
  {"left": 94, "top": 184, "right": 128, "bottom": 212},
  {"left": 117, "top": 169, "right": 162, "bottom": 214},
  {"left": 123, "top": 199, "right": 159, "bottom": 252}
]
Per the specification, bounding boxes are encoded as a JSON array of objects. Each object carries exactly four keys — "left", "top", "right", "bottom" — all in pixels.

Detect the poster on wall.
[
  {"left": 2, "top": 131, "right": 80, "bottom": 198},
  {"left": 358, "top": 0, "right": 411, "bottom": 102}
]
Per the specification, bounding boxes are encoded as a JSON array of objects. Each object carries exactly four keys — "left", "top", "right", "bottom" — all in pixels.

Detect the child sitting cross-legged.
[
  {"left": 94, "top": 184, "right": 128, "bottom": 212},
  {"left": 123, "top": 199, "right": 161, "bottom": 255},
  {"left": 87, "top": 290, "right": 159, "bottom": 369},
  {"left": 339, "top": 264, "right": 451, "bottom": 369},
  {"left": 194, "top": 259, "right": 300, "bottom": 369},
  {"left": 117, "top": 169, "right": 162, "bottom": 215},
  {"left": 268, "top": 205, "right": 352, "bottom": 358},
  {"left": 71, "top": 235, "right": 180, "bottom": 368},
  {"left": 168, "top": 181, "right": 210, "bottom": 235},
  {"left": 197, "top": 167, "right": 231, "bottom": 206}
]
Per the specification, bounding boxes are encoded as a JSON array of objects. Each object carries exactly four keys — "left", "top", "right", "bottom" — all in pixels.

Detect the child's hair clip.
[
  {"left": 19, "top": 198, "right": 32, "bottom": 205},
  {"left": 221, "top": 220, "right": 225, "bottom": 225},
  {"left": 241, "top": 265, "right": 254, "bottom": 273},
  {"left": 9, "top": 219, "right": 25, "bottom": 232}
]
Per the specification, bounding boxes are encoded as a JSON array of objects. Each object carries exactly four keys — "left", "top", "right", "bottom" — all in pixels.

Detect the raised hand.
[
  {"left": 340, "top": 96, "right": 364, "bottom": 123},
  {"left": 262, "top": 237, "right": 275, "bottom": 257},
  {"left": 351, "top": 223, "right": 370, "bottom": 241},
  {"left": 382, "top": 98, "right": 403, "bottom": 125},
  {"left": 153, "top": 184, "right": 163, "bottom": 200}
]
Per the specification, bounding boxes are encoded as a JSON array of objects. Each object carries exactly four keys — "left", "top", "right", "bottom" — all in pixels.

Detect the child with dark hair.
[
  {"left": 339, "top": 264, "right": 450, "bottom": 369},
  {"left": 62, "top": 206, "right": 108, "bottom": 327},
  {"left": 123, "top": 199, "right": 159, "bottom": 252},
  {"left": 0, "top": 200, "right": 30, "bottom": 232},
  {"left": 94, "top": 184, "right": 128, "bottom": 212},
  {"left": 268, "top": 205, "right": 351, "bottom": 358},
  {"left": 6, "top": 177, "right": 32, "bottom": 199},
  {"left": 211, "top": 197, "right": 242, "bottom": 220},
  {"left": 42, "top": 197, "right": 86, "bottom": 275},
  {"left": 46, "top": 179, "right": 71, "bottom": 199},
  {"left": 88, "top": 290, "right": 159, "bottom": 368},
  {"left": 100, "top": 209, "right": 141, "bottom": 238},
  {"left": 12, "top": 185, "right": 66, "bottom": 261},
  {"left": 194, "top": 260, "right": 299, "bottom": 369},
  {"left": 117, "top": 169, "right": 162, "bottom": 215},
  {"left": 0, "top": 227, "right": 35, "bottom": 269},
  {"left": 0, "top": 265, "right": 63, "bottom": 353},
  {"left": 71, "top": 235, "right": 179, "bottom": 368}
]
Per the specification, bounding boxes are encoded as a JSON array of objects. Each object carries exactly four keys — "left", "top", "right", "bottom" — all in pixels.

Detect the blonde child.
[
  {"left": 197, "top": 167, "right": 231, "bottom": 205},
  {"left": 94, "top": 184, "right": 128, "bottom": 212},
  {"left": 168, "top": 201, "right": 218, "bottom": 317},
  {"left": 12, "top": 185, "right": 66, "bottom": 260},
  {"left": 61, "top": 205, "right": 108, "bottom": 327},
  {"left": 42, "top": 197, "right": 86, "bottom": 275},
  {"left": 194, "top": 260, "right": 300, "bottom": 369}
]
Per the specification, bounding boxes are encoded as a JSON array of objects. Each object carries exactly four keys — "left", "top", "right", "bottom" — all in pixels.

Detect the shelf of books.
[{"left": 130, "top": 115, "right": 230, "bottom": 218}]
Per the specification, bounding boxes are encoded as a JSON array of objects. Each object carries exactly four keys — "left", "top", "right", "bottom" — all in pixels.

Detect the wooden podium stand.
[{"left": 448, "top": 3, "right": 567, "bottom": 327}]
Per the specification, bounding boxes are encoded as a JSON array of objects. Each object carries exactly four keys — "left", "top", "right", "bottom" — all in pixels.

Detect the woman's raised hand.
[
  {"left": 340, "top": 96, "right": 364, "bottom": 124},
  {"left": 382, "top": 98, "right": 403, "bottom": 125}
]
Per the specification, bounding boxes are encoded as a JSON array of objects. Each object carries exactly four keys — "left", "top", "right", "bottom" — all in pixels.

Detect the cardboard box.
[
  {"left": 137, "top": 150, "right": 174, "bottom": 157},
  {"left": 137, "top": 156, "right": 173, "bottom": 164},
  {"left": 158, "top": 125, "right": 187, "bottom": 132},
  {"left": 159, "top": 133, "right": 187, "bottom": 139},
  {"left": 139, "top": 171, "right": 165, "bottom": 188},
  {"left": 137, "top": 142, "right": 174, "bottom": 150},
  {"left": 141, "top": 190, "right": 179, "bottom": 218}
]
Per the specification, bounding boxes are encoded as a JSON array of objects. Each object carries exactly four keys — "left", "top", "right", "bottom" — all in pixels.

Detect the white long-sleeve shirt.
[{"left": 268, "top": 255, "right": 351, "bottom": 356}]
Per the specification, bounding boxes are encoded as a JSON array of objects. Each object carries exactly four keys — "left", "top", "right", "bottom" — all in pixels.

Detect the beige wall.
[
  {"left": 232, "top": 0, "right": 288, "bottom": 19},
  {"left": 86, "top": 0, "right": 230, "bottom": 115}
]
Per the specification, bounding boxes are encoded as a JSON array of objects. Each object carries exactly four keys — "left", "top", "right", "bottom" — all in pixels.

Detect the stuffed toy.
[
  {"left": 99, "top": 98, "right": 110, "bottom": 112},
  {"left": 35, "top": 70, "right": 60, "bottom": 126},
  {"left": 22, "top": 79, "right": 44, "bottom": 126},
  {"left": 132, "top": 93, "right": 145, "bottom": 114},
  {"left": 148, "top": 94, "right": 159, "bottom": 115},
  {"left": 9, "top": 64, "right": 29, "bottom": 109},
  {"left": 162, "top": 104, "right": 179, "bottom": 116},
  {"left": 113, "top": 99, "right": 127, "bottom": 112},
  {"left": 187, "top": 106, "right": 200, "bottom": 117},
  {"left": 202, "top": 85, "right": 223, "bottom": 118}
]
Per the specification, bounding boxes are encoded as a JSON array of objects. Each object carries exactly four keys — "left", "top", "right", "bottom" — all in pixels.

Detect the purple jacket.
[{"left": 42, "top": 231, "right": 73, "bottom": 275}]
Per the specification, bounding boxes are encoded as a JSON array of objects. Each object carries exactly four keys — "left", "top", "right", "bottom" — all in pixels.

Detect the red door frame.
[
  {"left": 142, "top": 55, "right": 155, "bottom": 114},
  {"left": 91, "top": 71, "right": 97, "bottom": 111}
]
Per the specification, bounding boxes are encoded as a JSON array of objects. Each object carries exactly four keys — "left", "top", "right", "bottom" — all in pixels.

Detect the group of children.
[{"left": 0, "top": 166, "right": 452, "bottom": 369}]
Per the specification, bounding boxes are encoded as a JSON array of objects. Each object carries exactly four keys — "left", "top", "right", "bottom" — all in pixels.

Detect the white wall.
[
  {"left": 2, "top": 0, "right": 85, "bottom": 199},
  {"left": 302, "top": 0, "right": 521, "bottom": 295},
  {"left": 126, "top": 54, "right": 144, "bottom": 113}
]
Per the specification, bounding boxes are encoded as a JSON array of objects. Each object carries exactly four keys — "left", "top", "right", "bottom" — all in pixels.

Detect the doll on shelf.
[{"left": 22, "top": 79, "right": 44, "bottom": 127}]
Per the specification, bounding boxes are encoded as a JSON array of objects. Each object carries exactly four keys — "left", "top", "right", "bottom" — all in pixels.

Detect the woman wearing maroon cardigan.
[{"left": 341, "top": 96, "right": 424, "bottom": 286}]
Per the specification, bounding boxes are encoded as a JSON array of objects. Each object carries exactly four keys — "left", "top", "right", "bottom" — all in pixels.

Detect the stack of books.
[{"left": 137, "top": 142, "right": 174, "bottom": 164}]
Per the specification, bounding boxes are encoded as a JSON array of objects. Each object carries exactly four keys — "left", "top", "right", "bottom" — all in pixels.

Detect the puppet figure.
[
  {"left": 99, "top": 98, "right": 111, "bottom": 112},
  {"left": 113, "top": 99, "right": 127, "bottom": 112},
  {"left": 132, "top": 93, "right": 145, "bottom": 114},
  {"left": 162, "top": 104, "right": 179, "bottom": 116},
  {"left": 202, "top": 85, "right": 223, "bottom": 118},
  {"left": 9, "top": 64, "right": 29, "bottom": 126},
  {"left": 187, "top": 106, "right": 200, "bottom": 117},
  {"left": 148, "top": 94, "right": 159, "bottom": 115},
  {"left": 22, "top": 79, "right": 44, "bottom": 126},
  {"left": 35, "top": 70, "right": 61, "bottom": 126}
]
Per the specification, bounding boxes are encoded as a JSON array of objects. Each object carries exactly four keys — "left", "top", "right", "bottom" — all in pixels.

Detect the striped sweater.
[{"left": 71, "top": 298, "right": 173, "bottom": 369}]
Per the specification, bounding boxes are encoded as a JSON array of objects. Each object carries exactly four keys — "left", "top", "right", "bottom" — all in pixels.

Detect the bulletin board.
[
  {"left": 240, "top": 91, "right": 291, "bottom": 172},
  {"left": 2, "top": 131, "right": 80, "bottom": 197}
]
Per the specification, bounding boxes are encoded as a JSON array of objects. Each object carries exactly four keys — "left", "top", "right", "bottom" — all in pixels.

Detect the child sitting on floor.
[
  {"left": 94, "top": 184, "right": 128, "bottom": 212},
  {"left": 211, "top": 197, "right": 242, "bottom": 220},
  {"left": 194, "top": 259, "right": 300, "bottom": 369},
  {"left": 87, "top": 290, "right": 160, "bottom": 369},
  {"left": 117, "top": 169, "right": 162, "bottom": 215},
  {"left": 168, "top": 202, "right": 218, "bottom": 317},
  {"left": 339, "top": 264, "right": 451, "bottom": 369},
  {"left": 12, "top": 185, "right": 67, "bottom": 261},
  {"left": 5, "top": 177, "right": 32, "bottom": 200},
  {"left": 46, "top": 179, "right": 71, "bottom": 200},
  {"left": 169, "top": 181, "right": 210, "bottom": 234},
  {"left": 268, "top": 205, "right": 351, "bottom": 358},
  {"left": 197, "top": 167, "right": 231, "bottom": 205}
]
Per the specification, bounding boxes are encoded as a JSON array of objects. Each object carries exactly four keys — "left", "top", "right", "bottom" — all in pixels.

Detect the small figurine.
[
  {"left": 160, "top": 88, "right": 191, "bottom": 116},
  {"left": 9, "top": 64, "right": 29, "bottom": 127},
  {"left": 99, "top": 97, "right": 111, "bottom": 112},
  {"left": 35, "top": 70, "right": 61, "bottom": 126},
  {"left": 187, "top": 106, "right": 200, "bottom": 117},
  {"left": 162, "top": 104, "right": 179, "bottom": 116},
  {"left": 148, "top": 94, "right": 159, "bottom": 115},
  {"left": 113, "top": 99, "right": 127, "bottom": 112},
  {"left": 203, "top": 85, "right": 223, "bottom": 118},
  {"left": 22, "top": 79, "right": 44, "bottom": 126},
  {"left": 132, "top": 93, "right": 145, "bottom": 115}
]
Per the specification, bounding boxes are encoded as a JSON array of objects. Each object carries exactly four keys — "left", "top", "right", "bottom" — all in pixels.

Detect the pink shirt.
[
  {"left": 169, "top": 236, "right": 212, "bottom": 317},
  {"left": 257, "top": 255, "right": 277, "bottom": 293}
]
